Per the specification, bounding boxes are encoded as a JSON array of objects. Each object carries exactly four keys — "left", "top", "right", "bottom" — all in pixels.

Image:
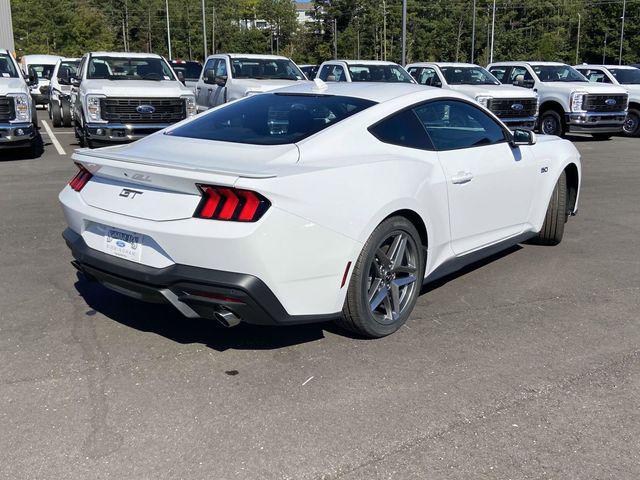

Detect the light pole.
[
  {"left": 471, "top": 0, "right": 476, "bottom": 64},
  {"left": 619, "top": 0, "right": 626, "bottom": 65},
  {"left": 401, "top": 0, "right": 407, "bottom": 66},
  {"left": 201, "top": 0, "right": 207, "bottom": 60},
  {"left": 575, "top": 13, "right": 581, "bottom": 65},
  {"left": 489, "top": 0, "right": 496, "bottom": 64},
  {"left": 165, "top": 0, "right": 172, "bottom": 59},
  {"left": 603, "top": 30, "right": 608, "bottom": 64}
]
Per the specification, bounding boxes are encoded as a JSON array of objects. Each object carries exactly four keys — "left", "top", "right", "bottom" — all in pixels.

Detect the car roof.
[
  {"left": 269, "top": 81, "right": 462, "bottom": 103},
  {"left": 89, "top": 51, "right": 164, "bottom": 59},
  {"left": 20, "top": 54, "right": 62, "bottom": 64},
  {"left": 489, "top": 61, "right": 567, "bottom": 67},
  {"left": 210, "top": 53, "right": 292, "bottom": 60},
  {"left": 324, "top": 59, "right": 402, "bottom": 66},
  {"left": 409, "top": 62, "right": 480, "bottom": 68},
  {"left": 576, "top": 64, "right": 637, "bottom": 70}
]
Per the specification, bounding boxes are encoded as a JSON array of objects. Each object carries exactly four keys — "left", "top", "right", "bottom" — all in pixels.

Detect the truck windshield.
[
  {"left": 608, "top": 68, "right": 640, "bottom": 85},
  {"left": 440, "top": 66, "right": 500, "bottom": 85},
  {"left": 0, "top": 54, "right": 19, "bottom": 78},
  {"left": 347, "top": 64, "right": 414, "bottom": 83},
  {"left": 87, "top": 56, "right": 176, "bottom": 81},
  {"left": 231, "top": 58, "right": 304, "bottom": 80},
  {"left": 31, "top": 64, "right": 55, "bottom": 80},
  {"left": 532, "top": 65, "right": 587, "bottom": 82},
  {"left": 166, "top": 93, "right": 376, "bottom": 145}
]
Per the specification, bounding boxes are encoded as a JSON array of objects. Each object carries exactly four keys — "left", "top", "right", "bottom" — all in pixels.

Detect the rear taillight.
[
  {"left": 194, "top": 185, "right": 270, "bottom": 222},
  {"left": 69, "top": 164, "right": 93, "bottom": 192}
]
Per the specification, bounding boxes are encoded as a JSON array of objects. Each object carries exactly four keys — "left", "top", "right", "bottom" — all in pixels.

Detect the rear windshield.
[
  {"left": 167, "top": 93, "right": 376, "bottom": 145},
  {"left": 347, "top": 64, "right": 414, "bottom": 83},
  {"left": 0, "top": 54, "right": 19, "bottom": 78},
  {"left": 87, "top": 56, "right": 175, "bottom": 81},
  {"left": 231, "top": 58, "right": 304, "bottom": 80},
  {"left": 171, "top": 61, "right": 202, "bottom": 80}
]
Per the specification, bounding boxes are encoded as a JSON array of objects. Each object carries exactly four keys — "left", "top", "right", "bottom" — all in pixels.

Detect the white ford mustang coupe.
[{"left": 60, "top": 82, "right": 581, "bottom": 338}]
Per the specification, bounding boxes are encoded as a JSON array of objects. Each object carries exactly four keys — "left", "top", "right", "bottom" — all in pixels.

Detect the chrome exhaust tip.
[{"left": 214, "top": 309, "right": 241, "bottom": 328}]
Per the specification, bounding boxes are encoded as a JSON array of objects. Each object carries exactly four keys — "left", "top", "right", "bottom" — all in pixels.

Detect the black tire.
[
  {"left": 531, "top": 171, "right": 567, "bottom": 246},
  {"left": 51, "top": 101, "right": 62, "bottom": 128},
  {"left": 539, "top": 110, "right": 565, "bottom": 136},
  {"left": 336, "top": 216, "right": 425, "bottom": 338},
  {"left": 622, "top": 109, "right": 640, "bottom": 137},
  {"left": 61, "top": 99, "right": 72, "bottom": 128},
  {"left": 591, "top": 133, "right": 613, "bottom": 140}
]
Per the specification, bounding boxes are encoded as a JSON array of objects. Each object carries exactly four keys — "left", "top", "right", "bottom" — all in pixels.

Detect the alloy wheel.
[
  {"left": 542, "top": 115, "right": 558, "bottom": 135},
  {"left": 367, "top": 231, "right": 419, "bottom": 325}
]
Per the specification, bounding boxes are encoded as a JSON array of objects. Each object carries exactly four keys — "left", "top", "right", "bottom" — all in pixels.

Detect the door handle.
[{"left": 451, "top": 171, "right": 473, "bottom": 184}]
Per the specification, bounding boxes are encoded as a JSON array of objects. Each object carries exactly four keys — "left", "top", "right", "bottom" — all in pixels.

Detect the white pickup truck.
[
  {"left": 317, "top": 59, "right": 415, "bottom": 83},
  {"left": 70, "top": 52, "right": 196, "bottom": 148},
  {"left": 406, "top": 62, "right": 538, "bottom": 130},
  {"left": 19, "top": 54, "right": 62, "bottom": 106},
  {"left": 574, "top": 64, "right": 640, "bottom": 137},
  {"left": 195, "top": 54, "right": 307, "bottom": 111},
  {"left": 488, "top": 61, "right": 628, "bottom": 139},
  {"left": 0, "top": 49, "right": 39, "bottom": 153},
  {"left": 49, "top": 57, "right": 79, "bottom": 128}
]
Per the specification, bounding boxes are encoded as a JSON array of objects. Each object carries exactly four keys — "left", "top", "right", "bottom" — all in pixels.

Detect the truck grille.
[
  {"left": 584, "top": 94, "right": 628, "bottom": 113},
  {"left": 100, "top": 98, "right": 186, "bottom": 124},
  {"left": 488, "top": 98, "right": 538, "bottom": 118},
  {"left": 0, "top": 96, "right": 16, "bottom": 122}
]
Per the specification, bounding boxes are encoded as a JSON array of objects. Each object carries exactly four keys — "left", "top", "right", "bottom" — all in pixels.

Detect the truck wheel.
[
  {"left": 61, "top": 100, "right": 72, "bottom": 128},
  {"left": 530, "top": 171, "right": 567, "bottom": 246},
  {"left": 50, "top": 101, "right": 62, "bottom": 128},
  {"left": 622, "top": 109, "right": 640, "bottom": 137},
  {"left": 336, "top": 216, "right": 425, "bottom": 338},
  {"left": 591, "top": 133, "right": 613, "bottom": 140},
  {"left": 540, "top": 110, "right": 564, "bottom": 136}
]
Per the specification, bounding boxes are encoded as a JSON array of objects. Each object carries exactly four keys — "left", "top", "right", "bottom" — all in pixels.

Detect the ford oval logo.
[
  {"left": 116, "top": 240, "right": 126, "bottom": 248},
  {"left": 511, "top": 103, "right": 524, "bottom": 111},
  {"left": 136, "top": 105, "right": 156, "bottom": 114},
  {"left": 605, "top": 98, "right": 617, "bottom": 106}
]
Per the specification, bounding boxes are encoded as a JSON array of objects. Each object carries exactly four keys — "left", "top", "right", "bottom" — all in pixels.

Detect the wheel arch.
[
  {"left": 539, "top": 100, "right": 566, "bottom": 116},
  {"left": 564, "top": 162, "right": 579, "bottom": 214},
  {"left": 628, "top": 101, "right": 640, "bottom": 111},
  {"left": 382, "top": 208, "right": 429, "bottom": 250}
]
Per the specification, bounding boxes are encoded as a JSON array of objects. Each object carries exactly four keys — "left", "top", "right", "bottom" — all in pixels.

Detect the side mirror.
[
  {"left": 513, "top": 74, "right": 525, "bottom": 87},
  {"left": 510, "top": 129, "right": 536, "bottom": 146},
  {"left": 70, "top": 77, "right": 81, "bottom": 87},
  {"left": 58, "top": 67, "right": 71, "bottom": 85},
  {"left": 204, "top": 70, "right": 216, "bottom": 85},
  {"left": 176, "top": 70, "right": 185, "bottom": 84},
  {"left": 27, "top": 66, "right": 38, "bottom": 86},
  {"left": 214, "top": 75, "right": 227, "bottom": 87}
]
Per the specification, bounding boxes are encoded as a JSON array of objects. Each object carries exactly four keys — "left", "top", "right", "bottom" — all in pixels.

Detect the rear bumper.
[
  {"left": 0, "top": 122, "right": 36, "bottom": 147},
  {"left": 85, "top": 122, "right": 176, "bottom": 143},
  {"left": 64, "top": 228, "right": 339, "bottom": 326},
  {"left": 566, "top": 111, "right": 626, "bottom": 133}
]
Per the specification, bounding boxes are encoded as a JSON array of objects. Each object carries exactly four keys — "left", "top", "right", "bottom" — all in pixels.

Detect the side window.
[
  {"left": 580, "top": 69, "right": 610, "bottom": 83},
  {"left": 414, "top": 100, "right": 506, "bottom": 151},
  {"left": 409, "top": 67, "right": 441, "bottom": 87},
  {"left": 369, "top": 108, "right": 433, "bottom": 150},
  {"left": 319, "top": 65, "right": 346, "bottom": 82},
  {"left": 489, "top": 67, "right": 507, "bottom": 82},
  {"left": 215, "top": 59, "right": 227, "bottom": 77},
  {"left": 509, "top": 66, "right": 533, "bottom": 84}
]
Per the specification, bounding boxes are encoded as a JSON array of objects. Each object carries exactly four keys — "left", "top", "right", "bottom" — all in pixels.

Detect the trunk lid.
[{"left": 73, "top": 133, "right": 299, "bottom": 221}]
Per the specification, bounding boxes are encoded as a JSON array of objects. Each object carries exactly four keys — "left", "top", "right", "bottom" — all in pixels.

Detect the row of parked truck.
[{"left": 1, "top": 49, "right": 639, "bottom": 154}]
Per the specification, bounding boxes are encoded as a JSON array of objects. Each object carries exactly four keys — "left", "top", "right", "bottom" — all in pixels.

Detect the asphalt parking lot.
[{"left": 1, "top": 110, "right": 639, "bottom": 479}]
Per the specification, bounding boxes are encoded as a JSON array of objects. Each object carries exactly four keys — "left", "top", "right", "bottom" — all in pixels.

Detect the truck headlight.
[
  {"left": 570, "top": 91, "right": 588, "bottom": 113},
  {"left": 533, "top": 93, "right": 540, "bottom": 116},
  {"left": 182, "top": 95, "right": 197, "bottom": 117},
  {"left": 11, "top": 94, "right": 31, "bottom": 122},
  {"left": 85, "top": 95, "right": 104, "bottom": 122},
  {"left": 475, "top": 95, "right": 492, "bottom": 108}
]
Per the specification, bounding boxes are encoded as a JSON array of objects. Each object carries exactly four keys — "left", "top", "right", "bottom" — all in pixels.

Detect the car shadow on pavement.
[
  {"left": 74, "top": 274, "right": 335, "bottom": 351},
  {"left": 0, "top": 135, "right": 44, "bottom": 161}
]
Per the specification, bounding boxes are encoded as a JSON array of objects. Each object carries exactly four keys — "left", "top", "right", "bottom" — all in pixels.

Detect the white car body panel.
[{"left": 60, "top": 82, "right": 581, "bottom": 321}]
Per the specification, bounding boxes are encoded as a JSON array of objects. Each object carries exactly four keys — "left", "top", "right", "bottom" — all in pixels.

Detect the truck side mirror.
[
  {"left": 513, "top": 74, "right": 525, "bottom": 87},
  {"left": 58, "top": 67, "right": 71, "bottom": 85},
  {"left": 27, "top": 66, "right": 38, "bottom": 86},
  {"left": 204, "top": 70, "right": 216, "bottom": 85},
  {"left": 70, "top": 76, "right": 81, "bottom": 87},
  {"left": 176, "top": 70, "right": 185, "bottom": 84}
]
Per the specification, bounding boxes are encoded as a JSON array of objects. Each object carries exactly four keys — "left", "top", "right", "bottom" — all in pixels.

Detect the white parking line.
[{"left": 40, "top": 120, "right": 66, "bottom": 156}]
